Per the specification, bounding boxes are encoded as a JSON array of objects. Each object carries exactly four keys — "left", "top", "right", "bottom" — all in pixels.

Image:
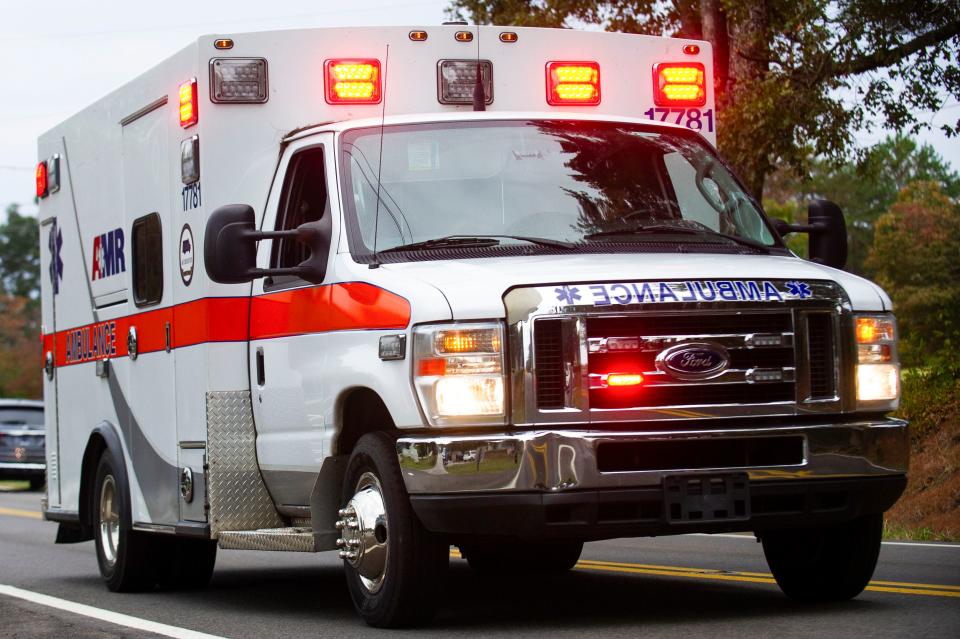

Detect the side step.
[{"left": 217, "top": 527, "right": 317, "bottom": 552}]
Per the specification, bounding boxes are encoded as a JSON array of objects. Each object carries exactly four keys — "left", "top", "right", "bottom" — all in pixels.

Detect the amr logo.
[{"left": 91, "top": 228, "right": 126, "bottom": 281}]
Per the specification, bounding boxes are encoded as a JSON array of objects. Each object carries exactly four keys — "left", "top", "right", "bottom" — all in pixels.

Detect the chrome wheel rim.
[
  {"left": 98, "top": 475, "right": 120, "bottom": 567},
  {"left": 336, "top": 472, "right": 389, "bottom": 594}
]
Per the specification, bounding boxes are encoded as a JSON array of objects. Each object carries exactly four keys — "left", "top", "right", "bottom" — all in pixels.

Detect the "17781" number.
[{"left": 643, "top": 108, "right": 715, "bottom": 133}]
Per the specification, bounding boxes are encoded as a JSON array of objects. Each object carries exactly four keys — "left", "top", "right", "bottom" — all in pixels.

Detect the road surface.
[{"left": 1, "top": 486, "right": 957, "bottom": 638}]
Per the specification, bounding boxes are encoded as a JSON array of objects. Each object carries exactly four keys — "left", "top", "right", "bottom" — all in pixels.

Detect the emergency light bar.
[
  {"left": 438, "top": 60, "right": 493, "bottom": 105},
  {"left": 325, "top": 59, "right": 382, "bottom": 104},
  {"left": 653, "top": 62, "right": 706, "bottom": 107},
  {"left": 35, "top": 161, "right": 47, "bottom": 198},
  {"left": 179, "top": 78, "right": 198, "bottom": 127},
  {"left": 546, "top": 61, "right": 600, "bottom": 106}
]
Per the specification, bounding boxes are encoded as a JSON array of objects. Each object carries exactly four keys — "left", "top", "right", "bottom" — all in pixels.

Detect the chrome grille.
[
  {"left": 806, "top": 312, "right": 836, "bottom": 399},
  {"left": 533, "top": 319, "right": 566, "bottom": 409}
]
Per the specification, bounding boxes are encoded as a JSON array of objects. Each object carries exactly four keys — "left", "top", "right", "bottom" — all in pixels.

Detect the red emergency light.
[
  {"left": 36, "top": 161, "right": 48, "bottom": 198},
  {"left": 653, "top": 62, "right": 706, "bottom": 107},
  {"left": 546, "top": 61, "right": 600, "bottom": 106},
  {"left": 589, "top": 372, "right": 645, "bottom": 389},
  {"left": 179, "top": 78, "right": 199, "bottom": 128},
  {"left": 325, "top": 59, "right": 382, "bottom": 104}
]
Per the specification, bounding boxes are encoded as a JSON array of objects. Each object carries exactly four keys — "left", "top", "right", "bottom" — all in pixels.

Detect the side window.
[
  {"left": 132, "top": 213, "right": 163, "bottom": 306},
  {"left": 270, "top": 147, "right": 328, "bottom": 271}
]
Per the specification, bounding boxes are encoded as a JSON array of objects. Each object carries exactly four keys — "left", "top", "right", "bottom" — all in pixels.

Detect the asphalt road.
[{"left": 1, "top": 487, "right": 957, "bottom": 638}]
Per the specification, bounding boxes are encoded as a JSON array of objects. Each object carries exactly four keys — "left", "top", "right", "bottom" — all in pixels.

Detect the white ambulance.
[{"left": 37, "top": 24, "right": 907, "bottom": 627}]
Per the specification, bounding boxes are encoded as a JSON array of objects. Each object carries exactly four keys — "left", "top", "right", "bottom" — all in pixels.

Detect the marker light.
[
  {"left": 324, "top": 59, "right": 381, "bottom": 104},
  {"left": 455, "top": 31, "right": 474, "bottom": 42},
  {"left": 854, "top": 314, "right": 900, "bottom": 405},
  {"left": 409, "top": 30, "right": 428, "bottom": 41},
  {"left": 35, "top": 161, "right": 47, "bottom": 198},
  {"left": 682, "top": 44, "right": 700, "bottom": 55},
  {"left": 414, "top": 322, "right": 506, "bottom": 425},
  {"left": 547, "top": 62, "right": 600, "bottom": 105},
  {"left": 179, "top": 78, "right": 199, "bottom": 128},
  {"left": 499, "top": 32, "right": 518, "bottom": 43},
  {"left": 653, "top": 62, "right": 706, "bottom": 107},
  {"left": 214, "top": 38, "right": 234, "bottom": 50}
]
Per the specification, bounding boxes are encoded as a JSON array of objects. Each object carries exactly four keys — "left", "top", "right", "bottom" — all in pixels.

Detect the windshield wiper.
[
  {"left": 379, "top": 234, "right": 576, "bottom": 253},
  {"left": 584, "top": 224, "right": 770, "bottom": 252}
]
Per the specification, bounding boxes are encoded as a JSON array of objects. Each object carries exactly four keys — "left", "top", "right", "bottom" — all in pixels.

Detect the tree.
[
  {"left": 447, "top": 1, "right": 960, "bottom": 199},
  {"left": 765, "top": 135, "right": 960, "bottom": 274},
  {"left": 865, "top": 181, "right": 960, "bottom": 365},
  {"left": 0, "top": 294, "right": 41, "bottom": 399},
  {"left": 0, "top": 203, "right": 41, "bottom": 299}
]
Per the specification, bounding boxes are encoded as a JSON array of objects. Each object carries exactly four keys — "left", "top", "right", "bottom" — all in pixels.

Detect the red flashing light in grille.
[{"left": 589, "top": 372, "right": 644, "bottom": 389}]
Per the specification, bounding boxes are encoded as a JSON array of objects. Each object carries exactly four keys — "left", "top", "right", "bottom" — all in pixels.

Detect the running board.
[{"left": 217, "top": 527, "right": 317, "bottom": 552}]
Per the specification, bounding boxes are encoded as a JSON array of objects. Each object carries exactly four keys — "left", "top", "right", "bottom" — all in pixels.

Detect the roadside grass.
[
  {"left": 883, "top": 521, "right": 955, "bottom": 543},
  {"left": 0, "top": 480, "right": 29, "bottom": 491}
]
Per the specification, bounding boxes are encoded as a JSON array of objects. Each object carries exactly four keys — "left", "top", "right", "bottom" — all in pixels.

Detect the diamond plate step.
[{"left": 217, "top": 527, "right": 316, "bottom": 552}]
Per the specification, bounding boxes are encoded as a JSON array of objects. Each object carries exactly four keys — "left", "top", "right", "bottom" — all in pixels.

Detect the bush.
[{"left": 897, "top": 357, "right": 960, "bottom": 442}]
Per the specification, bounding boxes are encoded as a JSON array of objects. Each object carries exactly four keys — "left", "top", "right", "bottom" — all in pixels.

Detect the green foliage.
[
  {"left": 448, "top": 0, "right": 960, "bottom": 198},
  {"left": 897, "top": 360, "right": 960, "bottom": 442},
  {"left": 766, "top": 135, "right": 960, "bottom": 274},
  {"left": 0, "top": 203, "right": 40, "bottom": 299},
  {"left": 866, "top": 182, "right": 960, "bottom": 365}
]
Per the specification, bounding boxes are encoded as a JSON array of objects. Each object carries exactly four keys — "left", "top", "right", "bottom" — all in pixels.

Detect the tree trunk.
[{"left": 699, "top": 0, "right": 729, "bottom": 106}]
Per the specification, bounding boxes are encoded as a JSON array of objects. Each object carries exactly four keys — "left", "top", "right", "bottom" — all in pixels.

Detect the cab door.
[
  {"left": 250, "top": 135, "right": 337, "bottom": 510},
  {"left": 39, "top": 217, "right": 61, "bottom": 506}
]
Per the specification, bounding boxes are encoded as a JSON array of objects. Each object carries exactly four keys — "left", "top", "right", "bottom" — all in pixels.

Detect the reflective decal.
[{"left": 548, "top": 280, "right": 814, "bottom": 306}]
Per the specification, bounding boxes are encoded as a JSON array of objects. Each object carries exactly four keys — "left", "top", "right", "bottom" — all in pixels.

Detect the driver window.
[{"left": 270, "top": 147, "right": 328, "bottom": 270}]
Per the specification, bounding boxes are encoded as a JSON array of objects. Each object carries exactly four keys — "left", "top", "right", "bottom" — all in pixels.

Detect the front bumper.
[{"left": 397, "top": 417, "right": 908, "bottom": 538}]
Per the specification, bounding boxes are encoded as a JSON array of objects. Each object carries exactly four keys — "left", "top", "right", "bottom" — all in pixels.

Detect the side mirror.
[
  {"left": 204, "top": 204, "right": 331, "bottom": 285},
  {"left": 772, "top": 199, "right": 848, "bottom": 270}
]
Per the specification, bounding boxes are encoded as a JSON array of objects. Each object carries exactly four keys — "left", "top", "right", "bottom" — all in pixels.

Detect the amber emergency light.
[
  {"left": 546, "top": 61, "right": 600, "bottom": 106},
  {"left": 653, "top": 62, "right": 706, "bottom": 107},
  {"left": 325, "top": 59, "right": 382, "bottom": 104}
]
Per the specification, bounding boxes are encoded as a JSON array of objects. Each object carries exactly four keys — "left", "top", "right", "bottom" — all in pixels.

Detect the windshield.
[{"left": 339, "top": 120, "right": 777, "bottom": 257}]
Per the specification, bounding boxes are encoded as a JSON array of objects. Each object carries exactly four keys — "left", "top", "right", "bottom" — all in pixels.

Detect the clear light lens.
[
  {"left": 436, "top": 376, "right": 504, "bottom": 416},
  {"left": 414, "top": 322, "right": 506, "bottom": 425},
  {"left": 857, "top": 364, "right": 900, "bottom": 402},
  {"left": 438, "top": 60, "right": 493, "bottom": 105},
  {"left": 210, "top": 58, "right": 267, "bottom": 103}
]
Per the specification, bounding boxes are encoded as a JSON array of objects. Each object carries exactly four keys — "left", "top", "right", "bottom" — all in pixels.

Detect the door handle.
[{"left": 256, "top": 347, "right": 265, "bottom": 386}]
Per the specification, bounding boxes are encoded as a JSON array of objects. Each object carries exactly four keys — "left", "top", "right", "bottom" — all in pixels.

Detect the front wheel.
[
  {"left": 338, "top": 432, "right": 449, "bottom": 628},
  {"left": 761, "top": 513, "right": 883, "bottom": 601}
]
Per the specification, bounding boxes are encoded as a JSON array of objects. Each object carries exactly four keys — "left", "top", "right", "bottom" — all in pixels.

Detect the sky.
[{"left": 1, "top": 0, "right": 956, "bottom": 221}]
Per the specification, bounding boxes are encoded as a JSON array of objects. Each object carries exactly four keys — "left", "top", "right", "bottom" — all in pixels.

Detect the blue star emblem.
[
  {"left": 554, "top": 285, "right": 581, "bottom": 305},
  {"left": 785, "top": 281, "right": 812, "bottom": 299},
  {"left": 48, "top": 221, "right": 63, "bottom": 295}
]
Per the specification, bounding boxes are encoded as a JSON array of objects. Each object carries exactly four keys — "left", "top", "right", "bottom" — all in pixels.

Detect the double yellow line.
[
  {"left": 0, "top": 506, "right": 42, "bottom": 520},
  {"left": 450, "top": 550, "right": 960, "bottom": 599}
]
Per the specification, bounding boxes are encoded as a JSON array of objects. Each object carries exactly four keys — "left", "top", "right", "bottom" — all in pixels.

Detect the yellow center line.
[
  {"left": 0, "top": 506, "right": 42, "bottom": 520},
  {"left": 450, "top": 551, "right": 960, "bottom": 598}
]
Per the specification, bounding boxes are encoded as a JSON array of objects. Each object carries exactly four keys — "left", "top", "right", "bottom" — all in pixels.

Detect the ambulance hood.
[{"left": 382, "top": 252, "right": 891, "bottom": 320}]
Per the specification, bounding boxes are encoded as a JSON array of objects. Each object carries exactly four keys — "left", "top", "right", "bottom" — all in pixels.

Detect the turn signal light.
[
  {"left": 653, "top": 62, "right": 705, "bottom": 107},
  {"left": 546, "top": 61, "right": 600, "bottom": 105},
  {"left": 325, "top": 59, "right": 381, "bottom": 104},
  {"left": 179, "top": 78, "right": 199, "bottom": 128}
]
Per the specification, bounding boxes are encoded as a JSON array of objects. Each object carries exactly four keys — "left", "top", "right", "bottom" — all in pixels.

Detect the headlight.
[
  {"left": 413, "top": 322, "right": 506, "bottom": 426},
  {"left": 854, "top": 314, "right": 900, "bottom": 407}
]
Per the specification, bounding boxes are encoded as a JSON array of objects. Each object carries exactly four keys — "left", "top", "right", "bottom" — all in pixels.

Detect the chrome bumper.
[
  {"left": 396, "top": 418, "right": 908, "bottom": 494},
  {"left": 0, "top": 462, "right": 46, "bottom": 471}
]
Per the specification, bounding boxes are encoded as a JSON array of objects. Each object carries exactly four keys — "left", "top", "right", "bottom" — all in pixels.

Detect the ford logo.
[{"left": 656, "top": 342, "right": 730, "bottom": 381}]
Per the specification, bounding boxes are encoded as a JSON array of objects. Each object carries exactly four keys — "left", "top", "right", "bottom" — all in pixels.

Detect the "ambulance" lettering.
[
  {"left": 91, "top": 228, "right": 126, "bottom": 281},
  {"left": 64, "top": 321, "right": 117, "bottom": 364}
]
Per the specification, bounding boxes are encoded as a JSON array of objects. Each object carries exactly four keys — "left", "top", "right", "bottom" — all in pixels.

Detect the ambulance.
[{"left": 37, "top": 24, "right": 907, "bottom": 627}]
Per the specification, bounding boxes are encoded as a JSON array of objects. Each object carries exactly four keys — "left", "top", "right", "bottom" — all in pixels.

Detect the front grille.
[
  {"left": 597, "top": 436, "right": 804, "bottom": 472},
  {"left": 590, "top": 382, "right": 795, "bottom": 409},
  {"left": 533, "top": 319, "right": 566, "bottom": 409},
  {"left": 806, "top": 313, "right": 836, "bottom": 399}
]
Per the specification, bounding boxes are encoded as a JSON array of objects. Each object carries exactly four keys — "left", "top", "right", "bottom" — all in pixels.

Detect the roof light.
[
  {"left": 46, "top": 155, "right": 60, "bottom": 195},
  {"left": 214, "top": 38, "right": 234, "bottom": 50},
  {"left": 653, "top": 62, "right": 706, "bottom": 107},
  {"left": 409, "top": 30, "right": 428, "bottom": 41},
  {"left": 36, "top": 161, "right": 48, "bottom": 198},
  {"left": 499, "top": 31, "right": 518, "bottom": 43},
  {"left": 546, "top": 61, "right": 600, "bottom": 106},
  {"left": 455, "top": 31, "right": 474, "bottom": 42},
  {"left": 437, "top": 60, "right": 493, "bottom": 105},
  {"left": 210, "top": 58, "right": 268, "bottom": 103},
  {"left": 682, "top": 44, "right": 700, "bottom": 55},
  {"left": 324, "top": 59, "right": 382, "bottom": 104},
  {"left": 179, "top": 78, "right": 198, "bottom": 128}
]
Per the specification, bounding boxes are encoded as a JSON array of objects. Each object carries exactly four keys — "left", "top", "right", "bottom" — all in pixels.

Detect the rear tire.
[
  {"left": 93, "top": 451, "right": 163, "bottom": 592},
  {"left": 460, "top": 540, "right": 583, "bottom": 574},
  {"left": 761, "top": 513, "right": 883, "bottom": 601},
  {"left": 339, "top": 432, "right": 448, "bottom": 628}
]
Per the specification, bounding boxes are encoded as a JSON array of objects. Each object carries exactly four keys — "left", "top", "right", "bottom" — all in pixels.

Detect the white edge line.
[
  {"left": 0, "top": 585, "right": 227, "bottom": 639},
  {"left": 687, "top": 533, "right": 960, "bottom": 549}
]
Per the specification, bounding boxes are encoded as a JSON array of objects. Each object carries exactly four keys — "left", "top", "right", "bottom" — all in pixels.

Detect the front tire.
[
  {"left": 93, "top": 451, "right": 163, "bottom": 592},
  {"left": 338, "top": 432, "right": 448, "bottom": 628},
  {"left": 761, "top": 514, "right": 883, "bottom": 601}
]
